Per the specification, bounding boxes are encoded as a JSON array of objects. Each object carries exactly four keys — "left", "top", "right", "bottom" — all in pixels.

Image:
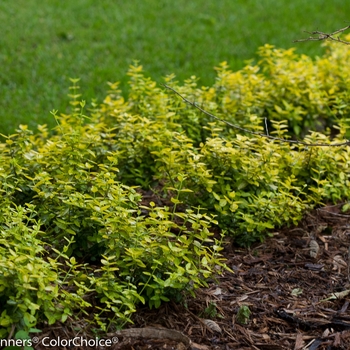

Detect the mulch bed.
[{"left": 33, "top": 204, "right": 350, "bottom": 350}]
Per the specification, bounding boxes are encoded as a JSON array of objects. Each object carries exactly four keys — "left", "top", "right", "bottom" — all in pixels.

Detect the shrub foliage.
[{"left": 1, "top": 38, "right": 350, "bottom": 336}]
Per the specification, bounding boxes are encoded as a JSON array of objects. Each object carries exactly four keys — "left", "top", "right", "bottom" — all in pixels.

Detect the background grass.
[{"left": 1, "top": 0, "right": 350, "bottom": 134}]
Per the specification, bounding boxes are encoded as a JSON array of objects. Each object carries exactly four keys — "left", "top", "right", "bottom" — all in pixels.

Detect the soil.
[{"left": 33, "top": 203, "right": 350, "bottom": 350}]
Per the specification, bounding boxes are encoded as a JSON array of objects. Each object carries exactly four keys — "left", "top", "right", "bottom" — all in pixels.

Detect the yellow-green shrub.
[
  {"left": 0, "top": 113, "right": 225, "bottom": 336},
  {"left": 2, "top": 38, "right": 350, "bottom": 336}
]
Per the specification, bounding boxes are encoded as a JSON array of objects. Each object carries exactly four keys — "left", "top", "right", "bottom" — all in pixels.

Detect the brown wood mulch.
[{"left": 32, "top": 204, "right": 350, "bottom": 350}]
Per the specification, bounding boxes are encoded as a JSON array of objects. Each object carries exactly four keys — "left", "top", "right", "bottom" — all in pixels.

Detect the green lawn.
[{"left": 1, "top": 0, "right": 349, "bottom": 134}]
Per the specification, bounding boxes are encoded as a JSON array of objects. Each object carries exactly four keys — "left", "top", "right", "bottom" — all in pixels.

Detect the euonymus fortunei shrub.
[
  {"left": 1, "top": 37, "right": 350, "bottom": 336},
  {"left": 0, "top": 118, "right": 224, "bottom": 337}
]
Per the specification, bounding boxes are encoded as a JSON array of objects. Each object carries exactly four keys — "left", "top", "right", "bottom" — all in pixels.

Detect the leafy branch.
[{"left": 163, "top": 84, "right": 350, "bottom": 147}]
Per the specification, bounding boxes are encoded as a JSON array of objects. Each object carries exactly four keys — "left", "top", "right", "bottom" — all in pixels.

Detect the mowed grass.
[{"left": 1, "top": 0, "right": 349, "bottom": 134}]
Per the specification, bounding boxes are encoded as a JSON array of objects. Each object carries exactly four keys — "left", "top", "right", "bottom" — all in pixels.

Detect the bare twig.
[
  {"left": 7, "top": 324, "right": 16, "bottom": 341},
  {"left": 294, "top": 24, "right": 350, "bottom": 45},
  {"left": 264, "top": 118, "right": 269, "bottom": 136},
  {"left": 348, "top": 246, "right": 350, "bottom": 283},
  {"left": 163, "top": 84, "right": 350, "bottom": 147},
  {"left": 317, "top": 208, "right": 350, "bottom": 218}
]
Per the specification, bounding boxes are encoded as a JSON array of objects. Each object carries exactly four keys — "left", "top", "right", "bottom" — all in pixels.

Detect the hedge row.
[{"left": 1, "top": 37, "right": 350, "bottom": 337}]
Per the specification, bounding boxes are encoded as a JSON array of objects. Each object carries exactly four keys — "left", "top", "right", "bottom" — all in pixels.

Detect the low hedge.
[{"left": 1, "top": 37, "right": 350, "bottom": 337}]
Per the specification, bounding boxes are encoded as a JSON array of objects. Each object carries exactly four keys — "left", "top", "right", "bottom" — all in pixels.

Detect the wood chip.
[
  {"left": 309, "top": 239, "right": 320, "bottom": 258},
  {"left": 107, "top": 327, "right": 191, "bottom": 347},
  {"left": 202, "top": 319, "right": 222, "bottom": 333}
]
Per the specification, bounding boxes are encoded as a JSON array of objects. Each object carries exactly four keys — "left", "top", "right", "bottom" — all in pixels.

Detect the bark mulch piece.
[{"left": 33, "top": 204, "right": 350, "bottom": 350}]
